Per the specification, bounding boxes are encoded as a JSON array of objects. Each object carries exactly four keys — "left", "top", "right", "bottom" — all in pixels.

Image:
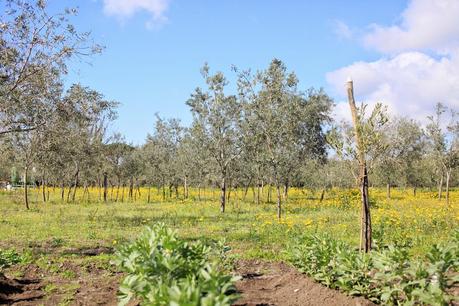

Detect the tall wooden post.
[{"left": 346, "top": 80, "right": 372, "bottom": 252}]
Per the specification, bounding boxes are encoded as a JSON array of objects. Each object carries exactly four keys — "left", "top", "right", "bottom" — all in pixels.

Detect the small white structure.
[{"left": 6, "top": 183, "right": 12, "bottom": 191}]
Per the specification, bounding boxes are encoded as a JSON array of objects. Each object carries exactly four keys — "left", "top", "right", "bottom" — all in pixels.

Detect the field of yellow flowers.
[{"left": 0, "top": 186, "right": 457, "bottom": 258}]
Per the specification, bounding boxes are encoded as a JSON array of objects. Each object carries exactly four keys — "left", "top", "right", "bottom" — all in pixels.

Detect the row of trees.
[{"left": 2, "top": 1, "right": 459, "bottom": 216}]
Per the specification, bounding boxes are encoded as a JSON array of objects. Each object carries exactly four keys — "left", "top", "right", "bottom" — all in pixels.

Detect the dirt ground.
[
  {"left": 0, "top": 257, "right": 375, "bottom": 306},
  {"left": 233, "top": 259, "right": 375, "bottom": 306}
]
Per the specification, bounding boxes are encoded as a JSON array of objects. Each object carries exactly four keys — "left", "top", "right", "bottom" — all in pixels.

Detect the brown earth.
[
  {"left": 0, "top": 258, "right": 375, "bottom": 305},
  {"left": 234, "top": 259, "right": 375, "bottom": 306}
]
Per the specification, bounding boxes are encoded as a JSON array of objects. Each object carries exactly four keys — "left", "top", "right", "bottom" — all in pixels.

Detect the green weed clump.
[
  {"left": 287, "top": 231, "right": 459, "bottom": 305},
  {"left": 0, "top": 249, "right": 31, "bottom": 270},
  {"left": 112, "top": 223, "right": 239, "bottom": 306}
]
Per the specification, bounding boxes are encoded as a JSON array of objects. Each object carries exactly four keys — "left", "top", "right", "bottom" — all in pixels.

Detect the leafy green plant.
[
  {"left": 0, "top": 249, "right": 31, "bottom": 270},
  {"left": 113, "top": 223, "right": 239, "bottom": 306},
  {"left": 0, "top": 249, "right": 22, "bottom": 270},
  {"left": 287, "top": 231, "right": 459, "bottom": 305}
]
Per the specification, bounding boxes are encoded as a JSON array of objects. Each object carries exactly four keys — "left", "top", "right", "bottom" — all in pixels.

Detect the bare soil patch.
[
  {"left": 0, "top": 261, "right": 122, "bottom": 305},
  {"left": 1, "top": 258, "right": 376, "bottom": 305},
  {"left": 233, "top": 259, "right": 375, "bottom": 306},
  {"left": 0, "top": 274, "right": 43, "bottom": 305}
]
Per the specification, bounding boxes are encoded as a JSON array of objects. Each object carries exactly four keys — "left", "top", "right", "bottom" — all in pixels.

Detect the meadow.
[
  {"left": 0, "top": 187, "right": 457, "bottom": 257},
  {"left": 0, "top": 187, "right": 458, "bottom": 305}
]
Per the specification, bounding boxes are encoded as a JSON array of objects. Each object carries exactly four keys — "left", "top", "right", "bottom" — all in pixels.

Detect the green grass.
[{"left": 0, "top": 187, "right": 457, "bottom": 261}]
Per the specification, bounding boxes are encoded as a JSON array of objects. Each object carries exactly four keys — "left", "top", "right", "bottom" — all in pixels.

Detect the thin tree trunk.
[
  {"left": 42, "top": 177, "right": 46, "bottom": 203},
  {"left": 276, "top": 184, "right": 281, "bottom": 219},
  {"left": 115, "top": 180, "right": 120, "bottom": 202},
  {"left": 347, "top": 80, "right": 372, "bottom": 253},
  {"left": 184, "top": 176, "right": 188, "bottom": 199},
  {"left": 256, "top": 180, "right": 260, "bottom": 205},
  {"left": 283, "top": 181, "right": 289, "bottom": 201},
  {"left": 243, "top": 183, "right": 250, "bottom": 201},
  {"left": 360, "top": 167, "right": 372, "bottom": 252},
  {"left": 103, "top": 172, "right": 108, "bottom": 202},
  {"left": 66, "top": 183, "right": 72, "bottom": 202},
  {"left": 110, "top": 183, "right": 114, "bottom": 201},
  {"left": 260, "top": 180, "right": 264, "bottom": 203},
  {"left": 129, "top": 177, "right": 133, "bottom": 201},
  {"left": 147, "top": 186, "right": 151, "bottom": 203},
  {"left": 438, "top": 174, "right": 443, "bottom": 200},
  {"left": 220, "top": 176, "right": 226, "bottom": 213},
  {"left": 24, "top": 167, "right": 29, "bottom": 210},
  {"left": 97, "top": 178, "right": 101, "bottom": 201},
  {"left": 72, "top": 169, "right": 79, "bottom": 202},
  {"left": 227, "top": 182, "right": 232, "bottom": 203},
  {"left": 446, "top": 169, "right": 450, "bottom": 205},
  {"left": 268, "top": 184, "right": 272, "bottom": 203},
  {"left": 386, "top": 183, "right": 391, "bottom": 199},
  {"left": 319, "top": 188, "right": 325, "bottom": 203},
  {"left": 61, "top": 182, "right": 65, "bottom": 201}
]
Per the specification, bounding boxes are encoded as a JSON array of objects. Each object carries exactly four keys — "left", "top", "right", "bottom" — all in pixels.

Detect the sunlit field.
[{"left": 1, "top": 187, "right": 457, "bottom": 259}]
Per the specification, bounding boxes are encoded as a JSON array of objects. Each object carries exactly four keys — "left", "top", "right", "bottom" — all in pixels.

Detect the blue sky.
[{"left": 43, "top": 0, "right": 459, "bottom": 144}]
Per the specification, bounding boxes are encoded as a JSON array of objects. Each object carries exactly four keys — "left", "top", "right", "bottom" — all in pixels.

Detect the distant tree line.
[{"left": 1, "top": 0, "right": 459, "bottom": 213}]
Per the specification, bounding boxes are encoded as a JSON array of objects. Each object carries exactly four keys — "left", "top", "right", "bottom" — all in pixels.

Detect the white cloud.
[
  {"left": 103, "top": 0, "right": 170, "bottom": 28},
  {"left": 363, "top": 0, "right": 459, "bottom": 54},
  {"left": 327, "top": 52, "right": 459, "bottom": 123},
  {"left": 328, "top": 0, "right": 459, "bottom": 124}
]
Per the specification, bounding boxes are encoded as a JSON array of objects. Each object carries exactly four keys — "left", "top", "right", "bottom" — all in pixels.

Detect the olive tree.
[{"left": 186, "top": 64, "right": 242, "bottom": 213}]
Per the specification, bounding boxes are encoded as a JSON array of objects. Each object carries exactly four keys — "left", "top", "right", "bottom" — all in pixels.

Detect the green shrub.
[
  {"left": 0, "top": 249, "right": 30, "bottom": 270},
  {"left": 287, "top": 231, "right": 459, "bottom": 305},
  {"left": 113, "top": 224, "right": 239, "bottom": 306}
]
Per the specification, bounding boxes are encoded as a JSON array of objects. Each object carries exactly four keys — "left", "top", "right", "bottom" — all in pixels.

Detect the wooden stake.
[{"left": 346, "top": 80, "right": 372, "bottom": 252}]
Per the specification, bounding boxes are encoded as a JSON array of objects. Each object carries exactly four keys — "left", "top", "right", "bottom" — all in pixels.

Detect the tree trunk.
[
  {"left": 243, "top": 184, "right": 249, "bottom": 201},
  {"left": 268, "top": 184, "right": 272, "bottom": 203},
  {"left": 147, "top": 186, "right": 151, "bottom": 203},
  {"left": 260, "top": 180, "right": 264, "bottom": 203},
  {"left": 220, "top": 176, "right": 226, "bottom": 213},
  {"left": 276, "top": 184, "right": 281, "bottom": 219},
  {"left": 103, "top": 172, "right": 108, "bottom": 202},
  {"left": 319, "top": 188, "right": 325, "bottom": 203},
  {"left": 97, "top": 178, "right": 101, "bottom": 201},
  {"left": 24, "top": 167, "right": 29, "bottom": 210},
  {"left": 360, "top": 167, "right": 372, "bottom": 252},
  {"left": 72, "top": 169, "right": 79, "bottom": 202},
  {"left": 386, "top": 183, "right": 391, "bottom": 199},
  {"left": 445, "top": 169, "right": 451, "bottom": 205},
  {"left": 256, "top": 180, "right": 260, "bottom": 205},
  {"left": 413, "top": 185, "right": 417, "bottom": 197},
  {"left": 61, "top": 182, "right": 65, "bottom": 201},
  {"left": 283, "top": 181, "right": 289, "bottom": 201},
  {"left": 438, "top": 174, "right": 443, "bottom": 200},
  {"left": 347, "top": 80, "right": 372, "bottom": 252},
  {"left": 42, "top": 177, "right": 46, "bottom": 203},
  {"left": 227, "top": 182, "right": 232, "bottom": 203},
  {"left": 129, "top": 177, "right": 133, "bottom": 201},
  {"left": 184, "top": 176, "right": 188, "bottom": 199},
  {"left": 66, "top": 183, "right": 72, "bottom": 202},
  {"left": 83, "top": 183, "right": 88, "bottom": 202},
  {"left": 115, "top": 180, "right": 120, "bottom": 202}
]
